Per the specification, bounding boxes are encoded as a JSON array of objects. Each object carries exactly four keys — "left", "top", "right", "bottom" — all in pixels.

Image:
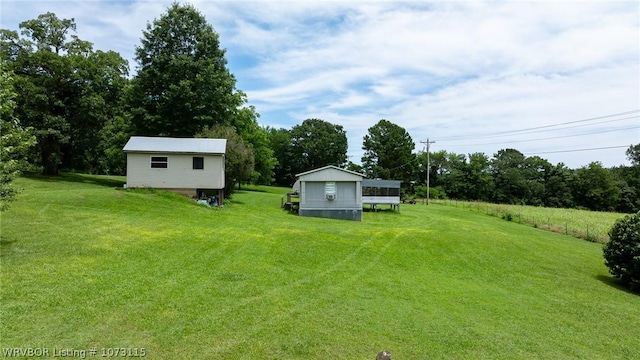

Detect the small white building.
[
  {"left": 295, "top": 165, "right": 364, "bottom": 221},
  {"left": 123, "top": 136, "right": 226, "bottom": 203}
]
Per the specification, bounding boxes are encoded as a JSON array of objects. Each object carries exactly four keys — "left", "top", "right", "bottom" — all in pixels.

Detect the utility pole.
[{"left": 420, "top": 138, "right": 436, "bottom": 205}]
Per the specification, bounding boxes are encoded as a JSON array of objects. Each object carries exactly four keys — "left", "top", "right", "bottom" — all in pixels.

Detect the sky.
[{"left": 2, "top": 0, "right": 639, "bottom": 169}]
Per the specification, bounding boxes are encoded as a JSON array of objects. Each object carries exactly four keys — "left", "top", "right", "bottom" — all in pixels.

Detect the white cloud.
[{"left": 2, "top": 0, "right": 638, "bottom": 168}]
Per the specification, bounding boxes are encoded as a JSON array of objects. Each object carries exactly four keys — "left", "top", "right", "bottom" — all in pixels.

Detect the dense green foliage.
[
  {"left": 268, "top": 119, "right": 348, "bottom": 186},
  {"left": 288, "top": 118, "right": 348, "bottom": 172},
  {"left": 1, "top": 12, "right": 128, "bottom": 175},
  {"left": 196, "top": 124, "right": 254, "bottom": 193},
  {"left": 125, "top": 3, "right": 274, "bottom": 184},
  {"left": 267, "top": 126, "right": 295, "bottom": 186},
  {"left": 603, "top": 212, "right": 640, "bottom": 291},
  {"left": 2, "top": 174, "right": 639, "bottom": 359},
  {"left": 362, "top": 119, "right": 415, "bottom": 181},
  {"left": 0, "top": 66, "right": 36, "bottom": 210},
  {"left": 127, "top": 3, "right": 240, "bottom": 137},
  {"left": 420, "top": 145, "right": 640, "bottom": 213}
]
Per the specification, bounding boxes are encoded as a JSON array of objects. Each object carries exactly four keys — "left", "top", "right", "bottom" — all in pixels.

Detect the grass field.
[
  {"left": 1, "top": 173, "right": 639, "bottom": 359},
  {"left": 431, "top": 199, "right": 627, "bottom": 243}
]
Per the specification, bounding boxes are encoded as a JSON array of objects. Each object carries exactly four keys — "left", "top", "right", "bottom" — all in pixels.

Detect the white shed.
[
  {"left": 123, "top": 136, "right": 226, "bottom": 203},
  {"left": 295, "top": 165, "right": 364, "bottom": 221}
]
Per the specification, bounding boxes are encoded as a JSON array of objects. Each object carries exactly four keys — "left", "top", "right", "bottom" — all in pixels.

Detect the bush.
[{"left": 603, "top": 212, "right": 640, "bottom": 291}]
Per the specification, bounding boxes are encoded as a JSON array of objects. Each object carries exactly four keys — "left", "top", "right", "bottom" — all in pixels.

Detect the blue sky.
[{"left": 2, "top": 0, "right": 639, "bottom": 168}]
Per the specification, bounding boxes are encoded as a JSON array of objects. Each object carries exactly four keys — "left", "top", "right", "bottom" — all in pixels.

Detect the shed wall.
[
  {"left": 126, "top": 152, "right": 224, "bottom": 189},
  {"left": 300, "top": 181, "right": 361, "bottom": 210}
]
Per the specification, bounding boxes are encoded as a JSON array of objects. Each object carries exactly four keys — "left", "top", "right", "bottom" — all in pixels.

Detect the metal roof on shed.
[
  {"left": 296, "top": 165, "right": 364, "bottom": 178},
  {"left": 123, "top": 136, "right": 226, "bottom": 154},
  {"left": 362, "top": 179, "right": 401, "bottom": 188}
]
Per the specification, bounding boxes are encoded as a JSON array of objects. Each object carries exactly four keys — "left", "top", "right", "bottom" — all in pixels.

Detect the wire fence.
[{"left": 431, "top": 199, "right": 626, "bottom": 243}]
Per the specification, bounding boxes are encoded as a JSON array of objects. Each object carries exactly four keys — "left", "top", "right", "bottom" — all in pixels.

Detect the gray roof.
[
  {"left": 123, "top": 136, "right": 226, "bottom": 154},
  {"left": 295, "top": 165, "right": 364, "bottom": 178},
  {"left": 362, "top": 179, "right": 401, "bottom": 188}
]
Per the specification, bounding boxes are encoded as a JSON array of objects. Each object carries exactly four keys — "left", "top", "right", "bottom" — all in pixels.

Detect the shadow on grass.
[
  {"left": 363, "top": 207, "right": 402, "bottom": 214},
  {"left": 0, "top": 235, "right": 17, "bottom": 247},
  {"left": 236, "top": 187, "right": 268, "bottom": 193},
  {"left": 24, "top": 172, "right": 126, "bottom": 188},
  {"left": 595, "top": 275, "right": 639, "bottom": 296}
]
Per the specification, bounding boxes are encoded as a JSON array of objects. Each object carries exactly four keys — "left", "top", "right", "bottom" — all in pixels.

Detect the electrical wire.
[
  {"left": 436, "top": 109, "right": 640, "bottom": 141},
  {"left": 441, "top": 124, "right": 640, "bottom": 147},
  {"left": 524, "top": 145, "right": 630, "bottom": 155}
]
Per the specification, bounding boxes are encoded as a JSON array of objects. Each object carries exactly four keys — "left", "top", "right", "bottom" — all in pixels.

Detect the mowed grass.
[{"left": 1, "top": 174, "right": 639, "bottom": 359}]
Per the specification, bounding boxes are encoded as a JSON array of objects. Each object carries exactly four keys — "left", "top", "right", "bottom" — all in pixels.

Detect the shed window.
[
  {"left": 150, "top": 156, "right": 168, "bottom": 169},
  {"left": 193, "top": 157, "right": 204, "bottom": 170}
]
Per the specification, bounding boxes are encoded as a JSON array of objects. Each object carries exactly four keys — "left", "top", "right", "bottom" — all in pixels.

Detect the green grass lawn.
[{"left": 1, "top": 174, "right": 639, "bottom": 359}]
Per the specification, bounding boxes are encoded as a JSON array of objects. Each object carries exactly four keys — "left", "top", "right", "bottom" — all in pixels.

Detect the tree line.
[
  {"left": 267, "top": 118, "right": 640, "bottom": 214},
  {"left": 1, "top": 3, "right": 638, "bottom": 213}
]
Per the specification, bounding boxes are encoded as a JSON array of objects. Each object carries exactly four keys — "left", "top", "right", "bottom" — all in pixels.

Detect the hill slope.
[{"left": 1, "top": 174, "right": 638, "bottom": 359}]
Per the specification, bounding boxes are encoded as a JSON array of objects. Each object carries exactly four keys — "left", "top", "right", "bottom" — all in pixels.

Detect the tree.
[
  {"left": 439, "top": 152, "right": 468, "bottom": 200},
  {"left": 127, "top": 2, "right": 242, "bottom": 137},
  {"left": 544, "top": 162, "right": 574, "bottom": 208},
  {"left": 490, "top": 149, "right": 528, "bottom": 204},
  {"left": 611, "top": 144, "right": 640, "bottom": 213},
  {"left": 603, "top": 212, "right": 640, "bottom": 291},
  {"left": 95, "top": 115, "right": 131, "bottom": 175},
  {"left": 267, "top": 127, "right": 294, "bottom": 186},
  {"left": 626, "top": 144, "right": 640, "bottom": 166},
  {"left": 231, "top": 105, "right": 275, "bottom": 185},
  {"left": 362, "top": 119, "right": 415, "bottom": 182},
  {"left": 1, "top": 12, "right": 128, "bottom": 175},
  {"left": 465, "top": 152, "right": 493, "bottom": 201},
  {"left": 521, "top": 156, "right": 552, "bottom": 206},
  {"left": 288, "top": 118, "right": 348, "bottom": 174},
  {"left": 572, "top": 162, "right": 620, "bottom": 211},
  {"left": 196, "top": 125, "right": 254, "bottom": 194},
  {"left": 0, "top": 66, "right": 36, "bottom": 210}
]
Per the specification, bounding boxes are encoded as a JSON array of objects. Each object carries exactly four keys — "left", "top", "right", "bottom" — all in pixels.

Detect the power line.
[
  {"left": 442, "top": 124, "right": 640, "bottom": 147},
  {"left": 436, "top": 109, "right": 640, "bottom": 141},
  {"left": 524, "top": 145, "right": 629, "bottom": 156}
]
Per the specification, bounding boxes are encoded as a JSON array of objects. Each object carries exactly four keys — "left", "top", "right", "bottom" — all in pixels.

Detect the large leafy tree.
[
  {"left": 610, "top": 144, "right": 640, "bottom": 213},
  {"left": 572, "top": 161, "right": 621, "bottom": 211},
  {"left": 0, "top": 65, "right": 36, "bottom": 210},
  {"left": 287, "top": 118, "right": 348, "bottom": 175},
  {"left": 267, "top": 127, "right": 294, "bottom": 186},
  {"left": 490, "top": 148, "right": 529, "bottom": 204},
  {"left": 362, "top": 119, "right": 415, "bottom": 181},
  {"left": 196, "top": 125, "right": 254, "bottom": 194},
  {"left": 544, "top": 162, "right": 574, "bottom": 208},
  {"left": 439, "top": 152, "right": 468, "bottom": 200},
  {"left": 127, "top": 2, "right": 242, "bottom": 137},
  {"left": 1, "top": 12, "right": 128, "bottom": 175},
  {"left": 465, "top": 152, "right": 494, "bottom": 201},
  {"left": 232, "top": 105, "right": 275, "bottom": 185},
  {"left": 521, "top": 155, "right": 552, "bottom": 206}
]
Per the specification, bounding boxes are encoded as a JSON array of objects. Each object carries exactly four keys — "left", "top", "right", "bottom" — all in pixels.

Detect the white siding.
[
  {"left": 126, "top": 152, "right": 224, "bottom": 189},
  {"left": 362, "top": 196, "right": 400, "bottom": 205}
]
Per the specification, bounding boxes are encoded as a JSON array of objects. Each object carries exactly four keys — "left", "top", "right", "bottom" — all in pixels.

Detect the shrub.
[
  {"left": 502, "top": 212, "right": 513, "bottom": 221},
  {"left": 603, "top": 212, "right": 640, "bottom": 291}
]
